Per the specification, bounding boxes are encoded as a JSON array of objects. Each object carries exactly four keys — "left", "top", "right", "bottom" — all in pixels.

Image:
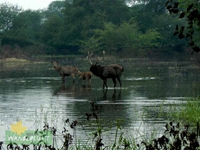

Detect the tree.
[
  {"left": 139, "top": 29, "right": 162, "bottom": 48},
  {"left": 129, "top": 0, "right": 188, "bottom": 52},
  {"left": 165, "top": 0, "right": 200, "bottom": 53},
  {"left": 88, "top": 21, "right": 142, "bottom": 54},
  {"left": 129, "top": 0, "right": 167, "bottom": 33},
  {"left": 61, "top": 0, "right": 131, "bottom": 54},
  {"left": 40, "top": 15, "right": 63, "bottom": 48},
  {"left": 79, "top": 36, "right": 100, "bottom": 53},
  {"left": 0, "top": 3, "right": 22, "bottom": 32},
  {"left": 1, "top": 10, "right": 42, "bottom": 48},
  {"left": 11, "top": 10, "right": 42, "bottom": 40},
  {"left": 46, "top": 0, "right": 65, "bottom": 17}
]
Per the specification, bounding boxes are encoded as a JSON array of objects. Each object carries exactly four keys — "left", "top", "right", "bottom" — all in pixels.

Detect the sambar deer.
[
  {"left": 77, "top": 70, "right": 92, "bottom": 84},
  {"left": 86, "top": 51, "right": 124, "bottom": 89},
  {"left": 51, "top": 61, "right": 78, "bottom": 83}
]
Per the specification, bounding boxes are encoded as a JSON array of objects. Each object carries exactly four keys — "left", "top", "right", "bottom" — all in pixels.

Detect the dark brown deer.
[
  {"left": 51, "top": 61, "right": 78, "bottom": 83},
  {"left": 86, "top": 51, "right": 124, "bottom": 89},
  {"left": 77, "top": 70, "right": 92, "bottom": 84}
]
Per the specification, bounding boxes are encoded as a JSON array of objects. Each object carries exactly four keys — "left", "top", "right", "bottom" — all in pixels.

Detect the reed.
[{"left": 171, "top": 97, "right": 200, "bottom": 123}]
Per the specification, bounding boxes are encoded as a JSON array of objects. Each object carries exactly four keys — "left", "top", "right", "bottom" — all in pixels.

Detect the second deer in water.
[
  {"left": 86, "top": 51, "right": 124, "bottom": 89},
  {"left": 77, "top": 70, "right": 92, "bottom": 84},
  {"left": 51, "top": 61, "right": 78, "bottom": 83}
]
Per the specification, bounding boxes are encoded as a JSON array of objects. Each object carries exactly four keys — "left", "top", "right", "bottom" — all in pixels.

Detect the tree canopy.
[{"left": 0, "top": 0, "right": 195, "bottom": 57}]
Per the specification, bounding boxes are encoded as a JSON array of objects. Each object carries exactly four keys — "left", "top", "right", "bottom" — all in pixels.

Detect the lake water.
[{"left": 0, "top": 58, "right": 200, "bottom": 148}]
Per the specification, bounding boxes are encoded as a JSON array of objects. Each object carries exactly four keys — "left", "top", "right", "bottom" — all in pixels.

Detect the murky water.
[{"left": 0, "top": 58, "right": 200, "bottom": 148}]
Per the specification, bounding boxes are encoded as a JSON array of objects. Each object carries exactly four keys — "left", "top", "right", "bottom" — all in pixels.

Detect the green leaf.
[{"left": 187, "top": 4, "right": 194, "bottom": 12}]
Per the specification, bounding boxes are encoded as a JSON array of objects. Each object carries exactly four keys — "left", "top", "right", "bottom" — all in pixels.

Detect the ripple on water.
[{"left": 125, "top": 76, "right": 157, "bottom": 81}]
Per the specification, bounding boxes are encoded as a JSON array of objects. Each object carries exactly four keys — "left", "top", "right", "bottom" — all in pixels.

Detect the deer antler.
[
  {"left": 86, "top": 51, "right": 93, "bottom": 65},
  {"left": 95, "top": 51, "right": 105, "bottom": 65}
]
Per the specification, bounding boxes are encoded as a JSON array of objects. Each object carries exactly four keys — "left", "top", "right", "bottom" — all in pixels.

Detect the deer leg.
[
  {"left": 112, "top": 89, "right": 117, "bottom": 100},
  {"left": 103, "top": 88, "right": 108, "bottom": 99},
  {"left": 112, "top": 78, "right": 117, "bottom": 88},
  {"left": 62, "top": 75, "right": 65, "bottom": 83},
  {"left": 103, "top": 80, "right": 108, "bottom": 89},
  {"left": 88, "top": 78, "right": 91, "bottom": 84},
  {"left": 71, "top": 73, "right": 76, "bottom": 83},
  {"left": 117, "top": 77, "right": 122, "bottom": 87},
  {"left": 88, "top": 75, "right": 92, "bottom": 84}
]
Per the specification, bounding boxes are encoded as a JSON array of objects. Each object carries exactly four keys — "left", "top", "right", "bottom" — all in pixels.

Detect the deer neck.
[
  {"left": 77, "top": 70, "right": 82, "bottom": 76},
  {"left": 54, "top": 65, "right": 62, "bottom": 72},
  {"left": 91, "top": 66, "right": 103, "bottom": 77}
]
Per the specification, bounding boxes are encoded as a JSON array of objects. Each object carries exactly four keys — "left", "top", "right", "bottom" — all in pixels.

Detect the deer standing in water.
[
  {"left": 77, "top": 70, "right": 92, "bottom": 84},
  {"left": 51, "top": 61, "right": 78, "bottom": 83},
  {"left": 86, "top": 51, "right": 124, "bottom": 89}
]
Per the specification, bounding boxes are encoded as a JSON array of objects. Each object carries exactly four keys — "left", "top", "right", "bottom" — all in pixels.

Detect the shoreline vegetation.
[
  {"left": 1, "top": 116, "right": 200, "bottom": 150},
  {"left": 1, "top": 55, "right": 200, "bottom": 73}
]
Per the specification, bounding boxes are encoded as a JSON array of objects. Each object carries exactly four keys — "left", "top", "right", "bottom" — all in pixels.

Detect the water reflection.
[
  {"left": 53, "top": 83, "right": 92, "bottom": 99},
  {"left": 101, "top": 89, "right": 122, "bottom": 101}
]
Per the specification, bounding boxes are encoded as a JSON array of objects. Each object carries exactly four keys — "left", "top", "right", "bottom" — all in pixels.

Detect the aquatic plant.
[{"left": 138, "top": 121, "right": 199, "bottom": 150}]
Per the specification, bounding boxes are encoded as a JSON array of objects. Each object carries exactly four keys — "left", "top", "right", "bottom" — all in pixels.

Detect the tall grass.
[{"left": 172, "top": 97, "right": 200, "bottom": 124}]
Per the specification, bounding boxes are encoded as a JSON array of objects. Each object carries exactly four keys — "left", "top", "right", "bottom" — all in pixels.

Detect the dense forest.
[{"left": 0, "top": 0, "right": 199, "bottom": 58}]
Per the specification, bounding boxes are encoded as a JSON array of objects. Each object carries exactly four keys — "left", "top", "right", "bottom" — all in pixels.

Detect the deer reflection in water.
[
  {"left": 53, "top": 83, "right": 92, "bottom": 99},
  {"left": 102, "top": 89, "right": 122, "bottom": 101}
]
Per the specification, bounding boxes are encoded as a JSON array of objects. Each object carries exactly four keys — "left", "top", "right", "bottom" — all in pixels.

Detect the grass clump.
[{"left": 172, "top": 97, "right": 200, "bottom": 124}]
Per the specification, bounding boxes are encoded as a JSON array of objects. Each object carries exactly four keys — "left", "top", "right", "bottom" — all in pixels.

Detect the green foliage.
[
  {"left": 139, "top": 29, "right": 162, "bottom": 48},
  {"left": 0, "top": 3, "right": 22, "bottom": 32},
  {"left": 165, "top": 0, "right": 200, "bottom": 53},
  {"left": 87, "top": 21, "right": 163, "bottom": 55},
  {"left": 40, "top": 15, "right": 63, "bottom": 47},
  {"left": 79, "top": 36, "right": 100, "bottom": 53},
  {"left": 47, "top": 0, "right": 65, "bottom": 17},
  {"left": 94, "top": 21, "right": 141, "bottom": 53},
  {"left": 0, "top": 8, "right": 44, "bottom": 54},
  {"left": 174, "top": 97, "right": 200, "bottom": 123},
  {"left": 11, "top": 10, "right": 42, "bottom": 40},
  {"left": 0, "top": 0, "right": 192, "bottom": 57}
]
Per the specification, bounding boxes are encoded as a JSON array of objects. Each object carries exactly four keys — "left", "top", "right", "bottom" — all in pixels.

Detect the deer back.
[
  {"left": 51, "top": 61, "right": 78, "bottom": 75},
  {"left": 102, "top": 64, "right": 123, "bottom": 78},
  {"left": 60, "top": 66, "right": 78, "bottom": 75},
  {"left": 107, "top": 64, "right": 124, "bottom": 74},
  {"left": 90, "top": 64, "right": 123, "bottom": 79}
]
